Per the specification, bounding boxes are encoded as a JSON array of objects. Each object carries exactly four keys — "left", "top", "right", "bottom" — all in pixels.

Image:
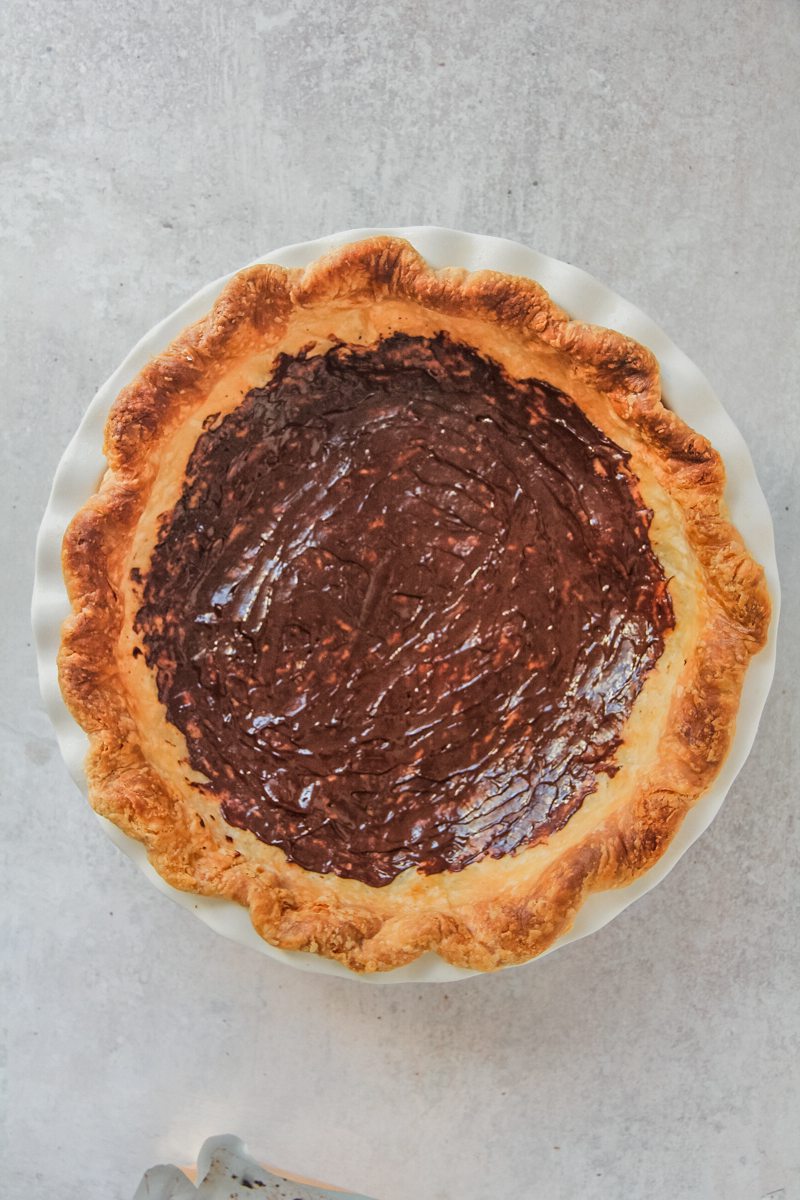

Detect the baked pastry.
[{"left": 59, "top": 237, "right": 770, "bottom": 972}]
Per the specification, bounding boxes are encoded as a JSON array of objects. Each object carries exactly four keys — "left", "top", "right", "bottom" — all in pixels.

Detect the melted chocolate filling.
[{"left": 135, "top": 333, "right": 674, "bottom": 885}]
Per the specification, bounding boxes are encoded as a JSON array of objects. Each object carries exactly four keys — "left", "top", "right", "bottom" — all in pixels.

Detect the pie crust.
[{"left": 59, "top": 237, "right": 770, "bottom": 972}]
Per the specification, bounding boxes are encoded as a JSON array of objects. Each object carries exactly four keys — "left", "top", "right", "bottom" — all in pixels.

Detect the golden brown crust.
[{"left": 59, "top": 237, "right": 771, "bottom": 972}]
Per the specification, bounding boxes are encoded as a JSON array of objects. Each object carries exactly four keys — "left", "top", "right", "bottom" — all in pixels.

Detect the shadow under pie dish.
[{"left": 59, "top": 236, "right": 771, "bottom": 973}]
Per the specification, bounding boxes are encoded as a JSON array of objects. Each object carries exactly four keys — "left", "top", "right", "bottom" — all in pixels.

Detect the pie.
[{"left": 59, "top": 237, "right": 770, "bottom": 972}]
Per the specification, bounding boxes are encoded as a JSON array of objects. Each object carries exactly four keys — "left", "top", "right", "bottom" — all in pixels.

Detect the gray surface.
[{"left": 2, "top": 2, "right": 798, "bottom": 1198}]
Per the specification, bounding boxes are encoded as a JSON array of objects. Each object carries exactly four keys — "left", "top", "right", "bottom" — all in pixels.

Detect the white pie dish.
[{"left": 32, "top": 225, "right": 780, "bottom": 983}]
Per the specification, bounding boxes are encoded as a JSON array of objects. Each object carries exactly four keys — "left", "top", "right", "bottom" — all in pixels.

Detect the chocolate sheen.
[{"left": 135, "top": 333, "right": 674, "bottom": 886}]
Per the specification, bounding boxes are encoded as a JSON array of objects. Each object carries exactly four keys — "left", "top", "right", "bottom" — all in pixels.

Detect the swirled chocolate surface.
[{"left": 135, "top": 333, "right": 674, "bottom": 886}]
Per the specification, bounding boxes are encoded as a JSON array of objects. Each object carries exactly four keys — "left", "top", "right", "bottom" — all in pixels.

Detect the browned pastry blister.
[{"left": 59, "top": 238, "right": 770, "bottom": 972}]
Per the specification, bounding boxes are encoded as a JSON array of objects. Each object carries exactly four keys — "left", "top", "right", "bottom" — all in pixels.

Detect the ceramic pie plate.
[
  {"left": 32, "top": 226, "right": 780, "bottom": 984},
  {"left": 133, "top": 1135, "right": 370, "bottom": 1199}
]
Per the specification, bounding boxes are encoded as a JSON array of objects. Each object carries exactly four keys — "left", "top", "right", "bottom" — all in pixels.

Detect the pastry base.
[{"left": 58, "top": 236, "right": 771, "bottom": 972}]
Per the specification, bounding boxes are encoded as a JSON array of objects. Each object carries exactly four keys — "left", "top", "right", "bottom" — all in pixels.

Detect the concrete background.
[{"left": 2, "top": 2, "right": 798, "bottom": 1198}]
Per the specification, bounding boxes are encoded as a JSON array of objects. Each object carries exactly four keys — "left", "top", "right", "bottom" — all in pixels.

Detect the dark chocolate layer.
[{"left": 135, "top": 333, "right": 674, "bottom": 885}]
